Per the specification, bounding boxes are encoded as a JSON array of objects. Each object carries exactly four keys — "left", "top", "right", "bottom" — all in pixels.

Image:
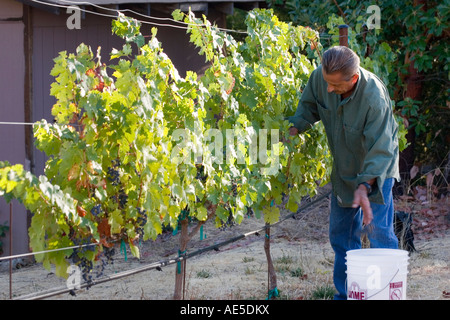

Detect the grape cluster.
[
  {"left": 218, "top": 208, "right": 236, "bottom": 231},
  {"left": 110, "top": 190, "right": 128, "bottom": 209},
  {"left": 103, "top": 246, "right": 115, "bottom": 264},
  {"left": 107, "top": 159, "right": 121, "bottom": 186},
  {"left": 107, "top": 167, "right": 120, "bottom": 185},
  {"left": 195, "top": 165, "right": 207, "bottom": 183},
  {"left": 95, "top": 246, "right": 116, "bottom": 278},
  {"left": 69, "top": 237, "right": 96, "bottom": 284},
  {"left": 231, "top": 182, "right": 238, "bottom": 197},
  {"left": 136, "top": 207, "right": 147, "bottom": 237},
  {"left": 91, "top": 204, "right": 102, "bottom": 217},
  {"left": 118, "top": 189, "right": 128, "bottom": 208},
  {"left": 69, "top": 237, "right": 117, "bottom": 282},
  {"left": 72, "top": 236, "right": 96, "bottom": 254},
  {"left": 80, "top": 259, "right": 94, "bottom": 283}
]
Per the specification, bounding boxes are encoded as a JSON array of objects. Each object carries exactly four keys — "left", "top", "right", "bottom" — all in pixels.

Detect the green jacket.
[{"left": 287, "top": 65, "right": 400, "bottom": 207}]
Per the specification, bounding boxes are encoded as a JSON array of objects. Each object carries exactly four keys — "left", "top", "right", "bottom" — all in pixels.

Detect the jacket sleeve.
[
  {"left": 356, "top": 97, "right": 399, "bottom": 204},
  {"left": 286, "top": 69, "right": 320, "bottom": 133}
]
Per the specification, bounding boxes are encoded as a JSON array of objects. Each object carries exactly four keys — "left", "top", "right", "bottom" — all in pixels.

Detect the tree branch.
[
  {"left": 187, "top": 201, "right": 217, "bottom": 241},
  {"left": 332, "top": 0, "right": 348, "bottom": 25}
]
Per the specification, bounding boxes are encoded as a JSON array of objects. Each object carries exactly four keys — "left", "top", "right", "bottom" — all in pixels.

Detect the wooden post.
[
  {"left": 264, "top": 223, "right": 278, "bottom": 299},
  {"left": 173, "top": 217, "right": 188, "bottom": 300},
  {"left": 9, "top": 203, "right": 12, "bottom": 299},
  {"left": 173, "top": 203, "right": 215, "bottom": 299},
  {"left": 339, "top": 24, "right": 349, "bottom": 47}
]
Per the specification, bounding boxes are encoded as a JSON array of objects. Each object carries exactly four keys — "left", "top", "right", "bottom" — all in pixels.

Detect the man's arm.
[
  {"left": 286, "top": 69, "right": 321, "bottom": 135},
  {"left": 352, "top": 94, "right": 399, "bottom": 223}
]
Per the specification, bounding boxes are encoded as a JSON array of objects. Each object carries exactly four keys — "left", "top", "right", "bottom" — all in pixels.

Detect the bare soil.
[{"left": 1, "top": 185, "right": 449, "bottom": 300}]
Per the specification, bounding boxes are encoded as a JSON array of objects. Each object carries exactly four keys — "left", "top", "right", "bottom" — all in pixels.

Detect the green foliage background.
[{"left": 259, "top": 0, "right": 449, "bottom": 167}]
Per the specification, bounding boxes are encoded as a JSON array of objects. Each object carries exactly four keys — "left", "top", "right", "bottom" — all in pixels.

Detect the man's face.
[{"left": 322, "top": 69, "right": 359, "bottom": 96}]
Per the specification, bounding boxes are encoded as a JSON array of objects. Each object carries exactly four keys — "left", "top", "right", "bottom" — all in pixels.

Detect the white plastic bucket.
[{"left": 346, "top": 249, "right": 409, "bottom": 300}]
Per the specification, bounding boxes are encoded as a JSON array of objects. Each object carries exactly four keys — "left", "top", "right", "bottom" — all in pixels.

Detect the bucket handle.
[{"left": 346, "top": 268, "right": 400, "bottom": 300}]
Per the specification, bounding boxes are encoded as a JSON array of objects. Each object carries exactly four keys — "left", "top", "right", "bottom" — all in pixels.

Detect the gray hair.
[{"left": 321, "top": 46, "right": 360, "bottom": 80}]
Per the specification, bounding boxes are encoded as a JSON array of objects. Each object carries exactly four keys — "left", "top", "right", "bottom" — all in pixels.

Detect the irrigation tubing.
[{"left": 11, "top": 190, "right": 331, "bottom": 300}]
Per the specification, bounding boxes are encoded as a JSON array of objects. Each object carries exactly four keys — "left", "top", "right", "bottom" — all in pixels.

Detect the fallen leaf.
[{"left": 410, "top": 165, "right": 419, "bottom": 179}]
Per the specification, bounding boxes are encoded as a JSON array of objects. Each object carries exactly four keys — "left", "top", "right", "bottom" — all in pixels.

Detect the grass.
[
  {"left": 274, "top": 253, "right": 294, "bottom": 275},
  {"left": 290, "top": 267, "right": 305, "bottom": 278},
  {"left": 273, "top": 253, "right": 307, "bottom": 278},
  {"left": 196, "top": 269, "right": 212, "bottom": 278},
  {"left": 310, "top": 284, "right": 335, "bottom": 300}
]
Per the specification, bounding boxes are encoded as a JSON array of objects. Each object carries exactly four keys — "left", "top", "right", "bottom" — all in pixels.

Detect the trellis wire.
[
  {"left": 0, "top": 122, "right": 42, "bottom": 126},
  {"left": 0, "top": 242, "right": 101, "bottom": 262},
  {"left": 30, "top": 0, "right": 248, "bottom": 34},
  {"left": 16, "top": 0, "right": 371, "bottom": 39}
]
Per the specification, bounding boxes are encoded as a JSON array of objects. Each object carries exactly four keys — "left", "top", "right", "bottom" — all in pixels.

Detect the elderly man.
[{"left": 287, "top": 46, "right": 400, "bottom": 300}]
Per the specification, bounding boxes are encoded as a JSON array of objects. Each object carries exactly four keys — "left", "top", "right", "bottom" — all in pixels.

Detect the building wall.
[
  {"left": 0, "top": 0, "right": 29, "bottom": 257},
  {"left": 31, "top": 8, "right": 128, "bottom": 176}
]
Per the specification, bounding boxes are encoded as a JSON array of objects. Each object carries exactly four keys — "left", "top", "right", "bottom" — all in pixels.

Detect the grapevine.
[{"left": 0, "top": 9, "right": 331, "bottom": 295}]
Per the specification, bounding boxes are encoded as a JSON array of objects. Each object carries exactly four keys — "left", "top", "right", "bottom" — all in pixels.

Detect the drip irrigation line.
[{"left": 12, "top": 190, "right": 331, "bottom": 300}]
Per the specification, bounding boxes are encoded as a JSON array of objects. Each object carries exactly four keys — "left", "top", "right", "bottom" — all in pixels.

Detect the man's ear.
[{"left": 352, "top": 73, "right": 359, "bottom": 85}]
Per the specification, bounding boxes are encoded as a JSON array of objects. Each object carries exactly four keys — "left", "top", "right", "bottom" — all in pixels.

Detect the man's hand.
[{"left": 352, "top": 184, "right": 373, "bottom": 226}]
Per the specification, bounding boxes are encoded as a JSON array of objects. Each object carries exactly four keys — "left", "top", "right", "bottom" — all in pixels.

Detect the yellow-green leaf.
[{"left": 263, "top": 206, "right": 280, "bottom": 224}]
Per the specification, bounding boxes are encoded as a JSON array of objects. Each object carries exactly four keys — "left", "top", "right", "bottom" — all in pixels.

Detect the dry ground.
[{"left": 1, "top": 185, "right": 449, "bottom": 300}]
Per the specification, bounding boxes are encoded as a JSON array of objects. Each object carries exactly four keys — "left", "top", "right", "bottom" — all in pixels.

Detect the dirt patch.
[{"left": 1, "top": 186, "right": 449, "bottom": 300}]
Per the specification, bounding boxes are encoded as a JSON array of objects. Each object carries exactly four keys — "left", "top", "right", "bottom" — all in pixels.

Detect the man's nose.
[{"left": 327, "top": 85, "right": 334, "bottom": 93}]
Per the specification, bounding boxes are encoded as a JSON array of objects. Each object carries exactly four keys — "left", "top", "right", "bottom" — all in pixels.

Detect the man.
[{"left": 287, "top": 46, "right": 400, "bottom": 300}]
